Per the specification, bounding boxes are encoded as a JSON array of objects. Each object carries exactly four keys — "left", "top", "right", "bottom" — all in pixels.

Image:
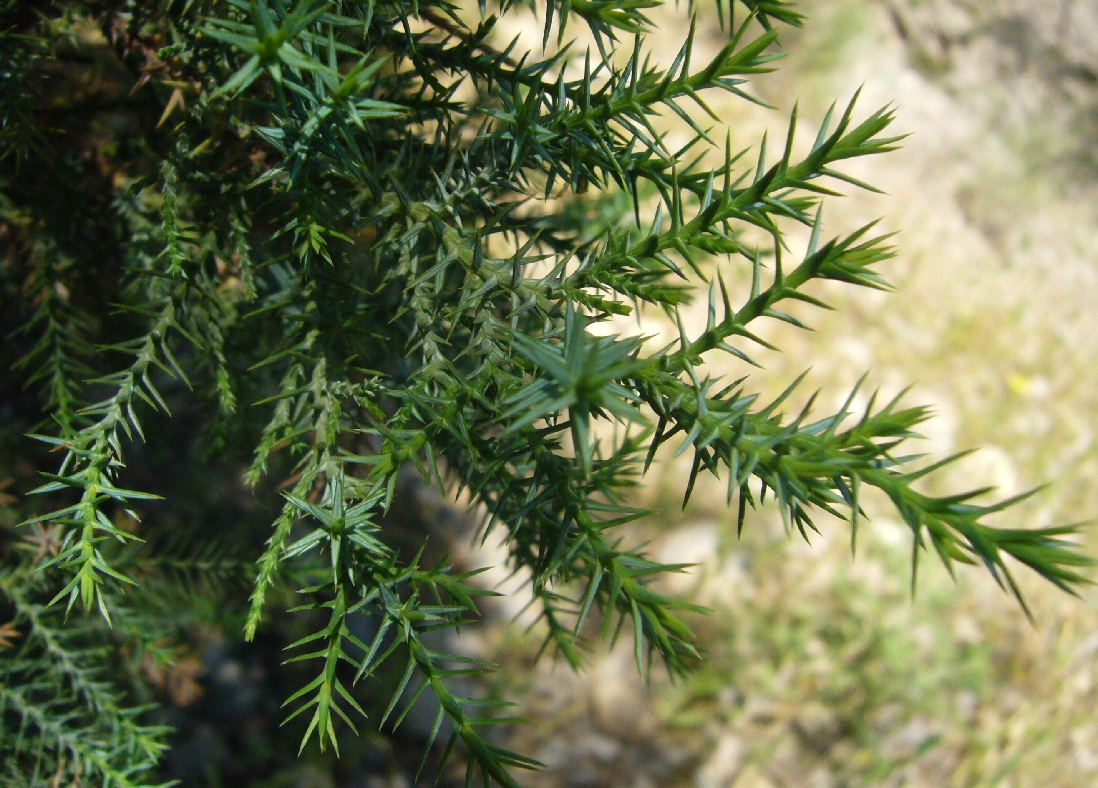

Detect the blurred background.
[{"left": 488, "top": 1, "right": 1098, "bottom": 785}]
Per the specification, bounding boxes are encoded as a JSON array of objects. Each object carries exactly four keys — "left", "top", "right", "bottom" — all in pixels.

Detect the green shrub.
[{"left": 0, "top": 1, "right": 1089, "bottom": 784}]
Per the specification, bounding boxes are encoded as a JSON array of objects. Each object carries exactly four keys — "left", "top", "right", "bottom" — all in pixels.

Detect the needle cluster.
[{"left": 0, "top": 1, "right": 1089, "bottom": 785}]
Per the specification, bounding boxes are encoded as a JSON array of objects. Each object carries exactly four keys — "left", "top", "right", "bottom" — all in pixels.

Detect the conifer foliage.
[{"left": 0, "top": 0, "right": 1090, "bottom": 784}]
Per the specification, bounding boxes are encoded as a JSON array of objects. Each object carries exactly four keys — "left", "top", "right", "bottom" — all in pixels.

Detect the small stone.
[
  {"left": 589, "top": 648, "right": 656, "bottom": 741},
  {"left": 656, "top": 522, "right": 720, "bottom": 595},
  {"left": 694, "top": 733, "right": 745, "bottom": 788}
]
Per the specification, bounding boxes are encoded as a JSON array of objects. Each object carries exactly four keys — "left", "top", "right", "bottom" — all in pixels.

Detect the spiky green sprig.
[
  {"left": 0, "top": 1, "right": 45, "bottom": 164},
  {"left": 407, "top": 382, "right": 704, "bottom": 676},
  {"left": 244, "top": 349, "right": 343, "bottom": 639},
  {"left": 567, "top": 93, "right": 901, "bottom": 309},
  {"left": 497, "top": 200, "right": 1088, "bottom": 646},
  {"left": 277, "top": 471, "right": 539, "bottom": 786},
  {"left": 0, "top": 569, "right": 170, "bottom": 788},
  {"left": 329, "top": 343, "right": 702, "bottom": 679},
  {"left": 482, "top": 16, "right": 784, "bottom": 199},
  {"left": 340, "top": 194, "right": 884, "bottom": 675},
  {"left": 11, "top": 242, "right": 98, "bottom": 437},
  {"left": 722, "top": 0, "right": 804, "bottom": 29},
  {"left": 21, "top": 297, "right": 191, "bottom": 623},
  {"left": 638, "top": 362, "right": 1092, "bottom": 616}
]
